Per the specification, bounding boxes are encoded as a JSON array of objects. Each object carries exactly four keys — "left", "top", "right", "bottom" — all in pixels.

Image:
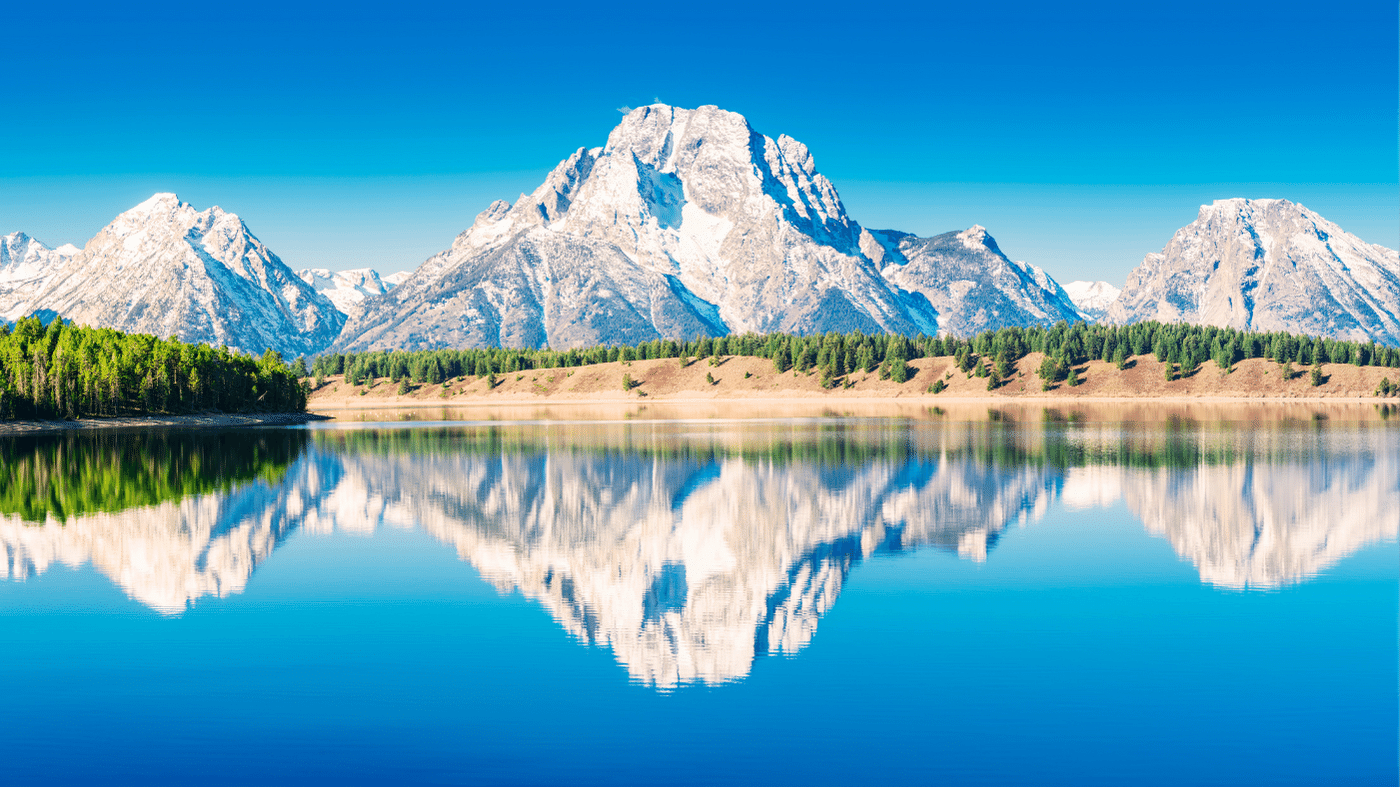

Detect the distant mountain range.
[{"left": 2, "top": 105, "right": 1396, "bottom": 355}]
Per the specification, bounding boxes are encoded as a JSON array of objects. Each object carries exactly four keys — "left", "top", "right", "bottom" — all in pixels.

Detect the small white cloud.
[{"left": 616, "top": 105, "right": 632, "bottom": 114}]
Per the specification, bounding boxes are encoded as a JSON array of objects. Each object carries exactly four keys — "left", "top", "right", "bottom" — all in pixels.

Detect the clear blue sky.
[{"left": 2, "top": 0, "right": 1395, "bottom": 286}]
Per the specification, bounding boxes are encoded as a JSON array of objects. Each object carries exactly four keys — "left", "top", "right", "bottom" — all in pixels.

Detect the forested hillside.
[{"left": 0, "top": 318, "right": 307, "bottom": 419}]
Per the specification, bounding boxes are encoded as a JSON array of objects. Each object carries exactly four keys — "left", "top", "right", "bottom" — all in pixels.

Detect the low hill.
[{"left": 307, "top": 353, "right": 1400, "bottom": 408}]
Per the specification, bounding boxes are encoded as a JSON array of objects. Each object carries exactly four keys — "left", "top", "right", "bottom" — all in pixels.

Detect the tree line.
[
  {"left": 311, "top": 321, "right": 1400, "bottom": 391},
  {"left": 0, "top": 317, "right": 308, "bottom": 420}
]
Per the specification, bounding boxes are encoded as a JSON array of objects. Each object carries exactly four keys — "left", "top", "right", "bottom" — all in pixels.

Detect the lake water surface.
[{"left": 2, "top": 405, "right": 1396, "bottom": 785}]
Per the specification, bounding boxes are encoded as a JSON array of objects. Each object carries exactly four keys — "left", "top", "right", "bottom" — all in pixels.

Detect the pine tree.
[{"left": 857, "top": 343, "right": 875, "bottom": 374}]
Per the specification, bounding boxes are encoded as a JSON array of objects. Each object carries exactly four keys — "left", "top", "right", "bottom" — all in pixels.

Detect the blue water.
[{"left": 1, "top": 414, "right": 1395, "bottom": 785}]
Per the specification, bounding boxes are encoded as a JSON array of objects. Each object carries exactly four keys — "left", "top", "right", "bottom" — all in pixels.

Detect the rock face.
[
  {"left": 1105, "top": 199, "right": 1400, "bottom": 343},
  {"left": 335, "top": 104, "right": 1079, "bottom": 351},
  {"left": 0, "top": 233, "right": 79, "bottom": 322},
  {"left": 13, "top": 194, "right": 345, "bottom": 358},
  {"left": 295, "top": 267, "right": 402, "bottom": 317},
  {"left": 1062, "top": 280, "right": 1121, "bottom": 321}
]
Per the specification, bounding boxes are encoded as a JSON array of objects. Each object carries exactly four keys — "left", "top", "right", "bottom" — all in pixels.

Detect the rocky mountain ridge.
[{"left": 4, "top": 114, "right": 1397, "bottom": 355}]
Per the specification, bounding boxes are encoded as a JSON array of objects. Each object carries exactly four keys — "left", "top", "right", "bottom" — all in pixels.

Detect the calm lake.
[{"left": 2, "top": 404, "right": 1396, "bottom": 786}]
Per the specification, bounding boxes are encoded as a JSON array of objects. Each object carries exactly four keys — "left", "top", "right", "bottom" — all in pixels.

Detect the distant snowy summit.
[
  {"left": 1103, "top": 198, "right": 1400, "bottom": 345},
  {"left": 1063, "top": 280, "right": 1122, "bottom": 321},
  {"left": 295, "top": 267, "right": 409, "bottom": 317},
  {"left": 333, "top": 104, "right": 1081, "bottom": 352},
  {"left": 0, "top": 194, "right": 344, "bottom": 358}
]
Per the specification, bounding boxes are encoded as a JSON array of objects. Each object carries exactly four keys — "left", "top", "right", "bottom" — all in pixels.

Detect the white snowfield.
[
  {"left": 1104, "top": 198, "right": 1400, "bottom": 344},
  {"left": 2, "top": 428, "right": 1392, "bottom": 687}
]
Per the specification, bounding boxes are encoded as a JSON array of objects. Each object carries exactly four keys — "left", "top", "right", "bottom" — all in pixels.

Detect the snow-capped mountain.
[
  {"left": 1062, "top": 280, "right": 1122, "bottom": 321},
  {"left": 0, "top": 233, "right": 80, "bottom": 321},
  {"left": 1104, "top": 199, "right": 1400, "bottom": 343},
  {"left": 13, "top": 194, "right": 345, "bottom": 358},
  {"left": 295, "top": 267, "right": 404, "bottom": 317},
  {"left": 334, "top": 104, "right": 1080, "bottom": 351}
]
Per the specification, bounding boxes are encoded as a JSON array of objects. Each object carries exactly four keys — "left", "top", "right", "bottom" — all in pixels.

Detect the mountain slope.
[
  {"left": 21, "top": 194, "right": 345, "bottom": 357},
  {"left": 335, "top": 104, "right": 1076, "bottom": 351},
  {"left": 1105, "top": 199, "right": 1400, "bottom": 343}
]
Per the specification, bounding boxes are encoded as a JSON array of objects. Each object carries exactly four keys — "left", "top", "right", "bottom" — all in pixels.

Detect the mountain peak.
[
  {"left": 335, "top": 104, "right": 1084, "bottom": 351},
  {"left": 131, "top": 192, "right": 183, "bottom": 213},
  {"left": 957, "top": 225, "right": 1002, "bottom": 255}
]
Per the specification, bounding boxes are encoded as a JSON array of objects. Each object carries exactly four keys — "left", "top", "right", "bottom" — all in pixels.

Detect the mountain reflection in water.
[{"left": 1, "top": 416, "right": 1396, "bottom": 687}]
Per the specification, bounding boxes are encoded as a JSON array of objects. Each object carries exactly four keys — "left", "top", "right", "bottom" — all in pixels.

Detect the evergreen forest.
[{"left": 0, "top": 318, "right": 308, "bottom": 420}]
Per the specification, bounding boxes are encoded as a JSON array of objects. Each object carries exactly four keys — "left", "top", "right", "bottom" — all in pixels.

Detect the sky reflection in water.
[{"left": 1, "top": 408, "right": 1396, "bottom": 785}]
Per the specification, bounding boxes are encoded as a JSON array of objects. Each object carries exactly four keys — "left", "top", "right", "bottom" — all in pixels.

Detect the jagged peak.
[
  {"left": 476, "top": 200, "right": 511, "bottom": 225},
  {"left": 957, "top": 225, "right": 988, "bottom": 248},
  {"left": 1197, "top": 197, "right": 1294, "bottom": 220},
  {"left": 605, "top": 103, "right": 752, "bottom": 166},
  {"left": 955, "top": 225, "right": 1010, "bottom": 259},
  {"left": 775, "top": 134, "right": 815, "bottom": 176}
]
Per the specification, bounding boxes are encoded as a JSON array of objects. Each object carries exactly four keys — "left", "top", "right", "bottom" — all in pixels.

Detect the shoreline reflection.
[{"left": 2, "top": 418, "right": 1395, "bottom": 687}]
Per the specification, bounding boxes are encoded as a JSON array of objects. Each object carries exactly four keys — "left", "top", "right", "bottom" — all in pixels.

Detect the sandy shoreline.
[{"left": 0, "top": 412, "right": 330, "bottom": 435}]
